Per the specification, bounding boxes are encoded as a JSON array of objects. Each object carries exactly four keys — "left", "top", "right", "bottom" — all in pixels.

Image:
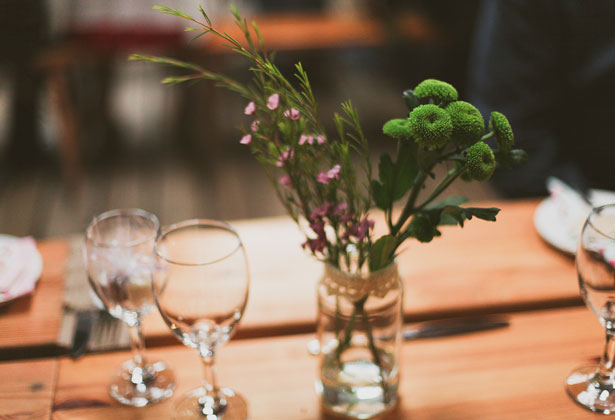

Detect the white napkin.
[{"left": 0, "top": 237, "right": 42, "bottom": 301}]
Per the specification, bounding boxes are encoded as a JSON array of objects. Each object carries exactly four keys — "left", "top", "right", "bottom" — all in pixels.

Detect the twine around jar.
[{"left": 322, "top": 263, "right": 400, "bottom": 301}]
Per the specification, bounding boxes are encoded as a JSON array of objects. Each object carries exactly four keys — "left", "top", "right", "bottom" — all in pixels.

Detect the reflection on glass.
[
  {"left": 85, "top": 208, "right": 175, "bottom": 407},
  {"left": 154, "top": 219, "right": 249, "bottom": 420},
  {"left": 567, "top": 204, "right": 615, "bottom": 413}
]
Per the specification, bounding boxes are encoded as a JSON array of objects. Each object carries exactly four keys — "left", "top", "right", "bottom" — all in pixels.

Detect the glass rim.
[
  {"left": 587, "top": 204, "right": 615, "bottom": 241},
  {"left": 155, "top": 218, "right": 243, "bottom": 266},
  {"left": 86, "top": 208, "right": 160, "bottom": 248}
]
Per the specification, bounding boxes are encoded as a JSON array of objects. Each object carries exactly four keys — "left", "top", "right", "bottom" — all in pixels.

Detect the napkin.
[
  {"left": 546, "top": 177, "right": 592, "bottom": 243},
  {"left": 0, "top": 236, "right": 41, "bottom": 301}
]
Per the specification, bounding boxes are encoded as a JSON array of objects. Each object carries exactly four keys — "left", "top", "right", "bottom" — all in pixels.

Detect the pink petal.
[
  {"left": 251, "top": 120, "right": 261, "bottom": 132},
  {"left": 267, "top": 93, "right": 279, "bottom": 110},
  {"left": 244, "top": 101, "right": 256, "bottom": 115},
  {"left": 284, "top": 108, "right": 300, "bottom": 120},
  {"left": 240, "top": 134, "right": 252, "bottom": 145},
  {"left": 327, "top": 164, "right": 341, "bottom": 180},
  {"left": 316, "top": 135, "right": 326, "bottom": 144},
  {"left": 279, "top": 175, "right": 291, "bottom": 187},
  {"left": 317, "top": 172, "right": 330, "bottom": 184}
]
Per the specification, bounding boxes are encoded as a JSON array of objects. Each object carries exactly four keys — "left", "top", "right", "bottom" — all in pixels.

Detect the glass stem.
[
  {"left": 129, "top": 320, "right": 147, "bottom": 369},
  {"left": 598, "top": 328, "right": 615, "bottom": 379},
  {"left": 200, "top": 351, "right": 226, "bottom": 414}
]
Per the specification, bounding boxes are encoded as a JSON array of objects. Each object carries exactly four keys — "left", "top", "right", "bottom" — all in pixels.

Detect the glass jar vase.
[{"left": 316, "top": 262, "right": 403, "bottom": 419}]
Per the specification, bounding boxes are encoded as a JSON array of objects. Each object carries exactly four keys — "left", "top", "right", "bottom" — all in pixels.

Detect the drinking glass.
[
  {"left": 154, "top": 219, "right": 250, "bottom": 420},
  {"left": 85, "top": 208, "right": 175, "bottom": 406},
  {"left": 567, "top": 204, "right": 615, "bottom": 413}
]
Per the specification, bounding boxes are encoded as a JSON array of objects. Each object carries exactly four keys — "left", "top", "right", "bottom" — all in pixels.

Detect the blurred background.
[{"left": 3, "top": 0, "right": 611, "bottom": 238}]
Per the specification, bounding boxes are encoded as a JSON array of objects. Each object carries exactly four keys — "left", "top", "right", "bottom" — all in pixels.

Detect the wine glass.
[
  {"left": 85, "top": 208, "right": 175, "bottom": 407},
  {"left": 154, "top": 219, "right": 250, "bottom": 420},
  {"left": 567, "top": 204, "right": 615, "bottom": 413}
]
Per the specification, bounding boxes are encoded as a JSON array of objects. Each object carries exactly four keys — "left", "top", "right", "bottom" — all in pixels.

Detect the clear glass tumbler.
[
  {"left": 85, "top": 208, "right": 175, "bottom": 406},
  {"left": 154, "top": 219, "right": 250, "bottom": 420},
  {"left": 567, "top": 204, "right": 615, "bottom": 413}
]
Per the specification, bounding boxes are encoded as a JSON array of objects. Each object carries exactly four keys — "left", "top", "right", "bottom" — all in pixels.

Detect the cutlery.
[
  {"left": 307, "top": 316, "right": 509, "bottom": 355},
  {"left": 402, "top": 316, "right": 509, "bottom": 340},
  {"left": 70, "top": 310, "right": 99, "bottom": 359}
]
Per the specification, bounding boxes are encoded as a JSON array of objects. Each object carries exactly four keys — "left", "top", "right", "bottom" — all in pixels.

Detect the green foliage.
[
  {"left": 135, "top": 7, "right": 526, "bottom": 272},
  {"left": 371, "top": 142, "right": 418, "bottom": 210},
  {"left": 402, "top": 89, "right": 421, "bottom": 111},
  {"left": 369, "top": 235, "right": 398, "bottom": 271},
  {"left": 466, "top": 141, "right": 496, "bottom": 181},
  {"left": 489, "top": 111, "right": 514, "bottom": 151},
  {"left": 446, "top": 101, "right": 484, "bottom": 148},
  {"left": 408, "top": 104, "right": 453, "bottom": 150},
  {"left": 382, "top": 118, "right": 411, "bottom": 140},
  {"left": 413, "top": 79, "right": 458, "bottom": 105}
]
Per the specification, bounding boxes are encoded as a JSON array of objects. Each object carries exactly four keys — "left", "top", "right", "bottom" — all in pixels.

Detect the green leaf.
[
  {"left": 369, "top": 235, "right": 397, "bottom": 271},
  {"left": 393, "top": 141, "right": 418, "bottom": 200},
  {"left": 371, "top": 180, "right": 388, "bottom": 210},
  {"left": 462, "top": 207, "right": 500, "bottom": 221},
  {"left": 403, "top": 89, "right": 420, "bottom": 112},
  {"left": 425, "top": 195, "right": 467, "bottom": 210}
]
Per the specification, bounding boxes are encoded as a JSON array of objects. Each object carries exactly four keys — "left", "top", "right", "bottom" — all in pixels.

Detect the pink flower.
[
  {"left": 283, "top": 108, "right": 300, "bottom": 120},
  {"left": 267, "top": 93, "right": 279, "bottom": 110},
  {"left": 316, "top": 164, "right": 341, "bottom": 184},
  {"left": 240, "top": 134, "right": 252, "bottom": 145},
  {"left": 299, "top": 134, "right": 313, "bottom": 145},
  {"left": 316, "top": 135, "right": 326, "bottom": 144},
  {"left": 279, "top": 175, "right": 291, "bottom": 187},
  {"left": 244, "top": 101, "right": 256, "bottom": 115},
  {"left": 327, "top": 164, "right": 341, "bottom": 180},
  {"left": 310, "top": 202, "right": 333, "bottom": 220},
  {"left": 334, "top": 202, "right": 348, "bottom": 216},
  {"left": 251, "top": 120, "right": 261, "bottom": 132},
  {"left": 276, "top": 149, "right": 294, "bottom": 167},
  {"left": 302, "top": 237, "right": 327, "bottom": 253},
  {"left": 317, "top": 172, "right": 330, "bottom": 184}
]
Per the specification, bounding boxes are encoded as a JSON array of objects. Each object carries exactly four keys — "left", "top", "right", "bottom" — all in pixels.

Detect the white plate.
[
  {"left": 534, "top": 190, "right": 615, "bottom": 256},
  {"left": 0, "top": 235, "right": 43, "bottom": 306}
]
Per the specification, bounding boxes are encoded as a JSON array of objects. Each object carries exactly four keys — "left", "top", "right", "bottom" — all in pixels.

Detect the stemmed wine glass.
[
  {"left": 567, "top": 204, "right": 615, "bottom": 413},
  {"left": 85, "top": 208, "right": 175, "bottom": 406},
  {"left": 154, "top": 219, "right": 250, "bottom": 420}
]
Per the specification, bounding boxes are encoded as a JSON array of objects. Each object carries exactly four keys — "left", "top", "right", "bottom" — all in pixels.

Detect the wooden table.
[
  {"left": 2, "top": 306, "right": 605, "bottom": 419},
  {"left": 0, "top": 199, "right": 578, "bottom": 355}
]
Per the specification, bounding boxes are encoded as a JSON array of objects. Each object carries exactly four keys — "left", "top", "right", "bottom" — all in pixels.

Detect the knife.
[
  {"left": 403, "top": 316, "right": 509, "bottom": 340},
  {"left": 307, "top": 316, "right": 509, "bottom": 355},
  {"left": 70, "top": 310, "right": 99, "bottom": 359}
]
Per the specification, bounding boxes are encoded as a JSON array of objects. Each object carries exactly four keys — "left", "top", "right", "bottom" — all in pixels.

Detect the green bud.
[
  {"left": 489, "top": 112, "right": 514, "bottom": 151},
  {"left": 413, "top": 79, "right": 458, "bottom": 104},
  {"left": 382, "top": 118, "right": 412, "bottom": 140},
  {"left": 465, "top": 141, "right": 496, "bottom": 181},
  {"left": 409, "top": 214, "right": 438, "bottom": 243},
  {"left": 445, "top": 101, "right": 484, "bottom": 148},
  {"left": 408, "top": 104, "right": 453, "bottom": 150}
]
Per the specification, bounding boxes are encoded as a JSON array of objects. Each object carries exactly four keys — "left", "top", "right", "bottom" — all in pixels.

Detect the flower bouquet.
[{"left": 131, "top": 5, "right": 527, "bottom": 418}]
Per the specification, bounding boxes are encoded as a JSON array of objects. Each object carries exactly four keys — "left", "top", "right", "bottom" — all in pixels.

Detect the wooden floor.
[{"left": 0, "top": 150, "right": 500, "bottom": 240}]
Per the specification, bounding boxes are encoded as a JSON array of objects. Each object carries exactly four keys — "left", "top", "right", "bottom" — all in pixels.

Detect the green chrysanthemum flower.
[
  {"left": 489, "top": 111, "right": 514, "bottom": 151},
  {"left": 382, "top": 118, "right": 412, "bottom": 140},
  {"left": 409, "top": 214, "right": 438, "bottom": 243},
  {"left": 446, "top": 101, "right": 485, "bottom": 148},
  {"left": 465, "top": 141, "right": 496, "bottom": 181},
  {"left": 408, "top": 104, "right": 453, "bottom": 150},
  {"left": 413, "top": 79, "right": 458, "bottom": 104}
]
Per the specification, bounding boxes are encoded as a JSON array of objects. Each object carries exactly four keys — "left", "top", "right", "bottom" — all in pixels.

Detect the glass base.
[
  {"left": 172, "top": 387, "right": 248, "bottom": 420},
  {"left": 566, "top": 364, "right": 615, "bottom": 414},
  {"left": 109, "top": 359, "right": 175, "bottom": 407}
]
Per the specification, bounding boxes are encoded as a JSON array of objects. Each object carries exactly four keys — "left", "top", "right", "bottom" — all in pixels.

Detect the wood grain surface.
[
  {"left": 0, "top": 200, "right": 580, "bottom": 354},
  {"left": 0, "top": 358, "right": 58, "bottom": 420},
  {"left": 50, "top": 307, "right": 603, "bottom": 419},
  {"left": 0, "top": 240, "right": 69, "bottom": 352}
]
